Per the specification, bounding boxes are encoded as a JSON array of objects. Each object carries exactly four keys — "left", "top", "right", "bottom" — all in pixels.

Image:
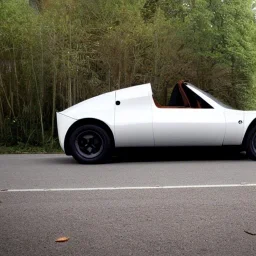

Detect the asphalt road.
[{"left": 1, "top": 152, "right": 256, "bottom": 256}]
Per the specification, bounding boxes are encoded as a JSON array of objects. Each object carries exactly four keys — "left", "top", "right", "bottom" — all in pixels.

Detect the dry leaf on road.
[{"left": 55, "top": 237, "right": 69, "bottom": 242}]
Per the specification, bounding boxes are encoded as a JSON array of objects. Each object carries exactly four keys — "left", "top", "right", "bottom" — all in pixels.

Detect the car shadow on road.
[
  {"left": 39, "top": 147, "right": 248, "bottom": 165},
  {"left": 111, "top": 147, "right": 248, "bottom": 163},
  {"left": 36, "top": 155, "right": 77, "bottom": 165}
]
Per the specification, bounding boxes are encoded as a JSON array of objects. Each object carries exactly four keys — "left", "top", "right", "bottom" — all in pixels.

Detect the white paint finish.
[
  {"left": 2, "top": 183, "right": 256, "bottom": 192},
  {"left": 114, "top": 84, "right": 154, "bottom": 147},
  {"left": 223, "top": 110, "right": 245, "bottom": 145},
  {"left": 152, "top": 102, "right": 226, "bottom": 146},
  {"left": 56, "top": 113, "right": 77, "bottom": 151}
]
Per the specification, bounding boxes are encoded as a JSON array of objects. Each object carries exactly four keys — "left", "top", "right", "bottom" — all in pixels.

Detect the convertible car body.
[{"left": 56, "top": 80, "right": 256, "bottom": 163}]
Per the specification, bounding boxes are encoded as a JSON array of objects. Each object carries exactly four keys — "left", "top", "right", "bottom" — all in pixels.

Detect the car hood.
[{"left": 58, "top": 91, "right": 116, "bottom": 120}]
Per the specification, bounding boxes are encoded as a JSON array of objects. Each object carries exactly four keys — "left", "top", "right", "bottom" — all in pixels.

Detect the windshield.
[{"left": 187, "top": 84, "right": 234, "bottom": 109}]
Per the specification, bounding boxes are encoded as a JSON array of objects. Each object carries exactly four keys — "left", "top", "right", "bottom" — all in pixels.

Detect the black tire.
[
  {"left": 245, "top": 126, "right": 256, "bottom": 160},
  {"left": 69, "top": 124, "right": 112, "bottom": 164}
]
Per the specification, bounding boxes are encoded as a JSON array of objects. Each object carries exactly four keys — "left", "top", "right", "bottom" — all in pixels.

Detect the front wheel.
[
  {"left": 245, "top": 126, "right": 256, "bottom": 160},
  {"left": 69, "top": 124, "right": 112, "bottom": 164}
]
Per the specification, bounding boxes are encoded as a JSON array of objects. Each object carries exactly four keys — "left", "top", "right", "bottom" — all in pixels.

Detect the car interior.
[{"left": 153, "top": 80, "right": 213, "bottom": 109}]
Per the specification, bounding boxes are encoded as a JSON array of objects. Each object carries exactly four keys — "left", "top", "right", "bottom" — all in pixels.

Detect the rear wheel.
[
  {"left": 69, "top": 124, "right": 112, "bottom": 164},
  {"left": 245, "top": 126, "right": 256, "bottom": 160}
]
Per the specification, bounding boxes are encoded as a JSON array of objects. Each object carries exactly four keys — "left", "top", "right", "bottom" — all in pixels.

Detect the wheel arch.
[
  {"left": 242, "top": 118, "right": 256, "bottom": 149},
  {"left": 64, "top": 118, "right": 115, "bottom": 155}
]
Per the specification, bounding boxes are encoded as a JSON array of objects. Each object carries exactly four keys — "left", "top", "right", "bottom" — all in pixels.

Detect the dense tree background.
[{"left": 1, "top": 0, "right": 256, "bottom": 148}]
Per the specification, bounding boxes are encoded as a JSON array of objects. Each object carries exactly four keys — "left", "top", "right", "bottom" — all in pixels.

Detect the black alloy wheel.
[
  {"left": 69, "top": 124, "right": 112, "bottom": 164},
  {"left": 246, "top": 126, "right": 256, "bottom": 160}
]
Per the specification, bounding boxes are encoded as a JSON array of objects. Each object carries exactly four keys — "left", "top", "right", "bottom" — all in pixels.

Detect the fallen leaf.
[
  {"left": 55, "top": 237, "right": 69, "bottom": 242},
  {"left": 244, "top": 230, "right": 256, "bottom": 236}
]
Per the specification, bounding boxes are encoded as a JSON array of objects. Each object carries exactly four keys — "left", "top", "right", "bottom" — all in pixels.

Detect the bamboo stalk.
[
  {"left": 31, "top": 47, "right": 45, "bottom": 145},
  {"left": 0, "top": 93, "right": 4, "bottom": 136},
  {"left": 0, "top": 72, "right": 15, "bottom": 117},
  {"left": 67, "top": 18, "right": 72, "bottom": 107},
  {"left": 51, "top": 25, "right": 57, "bottom": 146}
]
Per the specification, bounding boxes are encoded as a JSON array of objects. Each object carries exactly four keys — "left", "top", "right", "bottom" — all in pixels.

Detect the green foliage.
[
  {"left": 176, "top": 0, "right": 256, "bottom": 108},
  {"left": 0, "top": 0, "right": 256, "bottom": 148}
]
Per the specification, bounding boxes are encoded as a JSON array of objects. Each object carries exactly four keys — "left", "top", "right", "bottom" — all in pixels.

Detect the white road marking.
[{"left": 1, "top": 183, "right": 256, "bottom": 192}]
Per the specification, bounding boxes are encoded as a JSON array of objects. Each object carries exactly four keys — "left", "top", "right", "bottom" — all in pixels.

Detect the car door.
[{"left": 152, "top": 106, "right": 226, "bottom": 146}]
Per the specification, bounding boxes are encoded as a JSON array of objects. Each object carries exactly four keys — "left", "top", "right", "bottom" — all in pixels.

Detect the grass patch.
[{"left": 0, "top": 145, "right": 63, "bottom": 154}]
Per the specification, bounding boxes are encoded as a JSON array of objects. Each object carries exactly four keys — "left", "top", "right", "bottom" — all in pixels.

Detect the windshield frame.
[{"left": 186, "top": 83, "right": 234, "bottom": 110}]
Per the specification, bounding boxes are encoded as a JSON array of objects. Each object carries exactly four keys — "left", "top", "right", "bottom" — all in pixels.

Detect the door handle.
[{"left": 116, "top": 101, "right": 120, "bottom": 105}]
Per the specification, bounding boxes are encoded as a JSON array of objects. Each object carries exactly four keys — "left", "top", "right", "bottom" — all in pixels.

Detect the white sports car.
[{"left": 56, "top": 80, "right": 256, "bottom": 164}]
